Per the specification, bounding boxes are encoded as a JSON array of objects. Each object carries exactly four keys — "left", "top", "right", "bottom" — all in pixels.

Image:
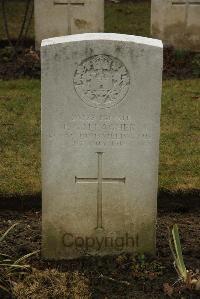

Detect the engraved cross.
[
  {"left": 75, "top": 152, "right": 126, "bottom": 230},
  {"left": 54, "top": 0, "right": 85, "bottom": 34}
]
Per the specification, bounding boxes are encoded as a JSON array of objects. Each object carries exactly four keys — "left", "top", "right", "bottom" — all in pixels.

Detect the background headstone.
[
  {"left": 34, "top": 0, "right": 104, "bottom": 50},
  {"left": 151, "top": 0, "right": 200, "bottom": 51},
  {"left": 41, "top": 33, "right": 163, "bottom": 260}
]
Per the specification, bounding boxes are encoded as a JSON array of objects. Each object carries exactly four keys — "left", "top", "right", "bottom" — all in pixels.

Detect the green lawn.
[
  {"left": 105, "top": 1, "right": 150, "bottom": 37},
  {"left": 0, "top": 1, "right": 150, "bottom": 41},
  {"left": 0, "top": 80, "right": 40, "bottom": 195},
  {"left": 0, "top": 79, "right": 199, "bottom": 196},
  {"left": 159, "top": 80, "right": 200, "bottom": 190},
  {"left": 0, "top": 1, "right": 199, "bottom": 195}
]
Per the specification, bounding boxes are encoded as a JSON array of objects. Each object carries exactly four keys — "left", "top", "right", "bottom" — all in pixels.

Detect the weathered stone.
[
  {"left": 41, "top": 33, "right": 163, "bottom": 259},
  {"left": 151, "top": 0, "right": 200, "bottom": 51},
  {"left": 34, "top": 0, "right": 104, "bottom": 50}
]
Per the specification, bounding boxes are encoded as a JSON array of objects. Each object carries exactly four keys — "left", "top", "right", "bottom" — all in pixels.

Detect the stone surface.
[
  {"left": 151, "top": 0, "right": 200, "bottom": 51},
  {"left": 34, "top": 0, "right": 104, "bottom": 50},
  {"left": 41, "top": 33, "right": 163, "bottom": 260}
]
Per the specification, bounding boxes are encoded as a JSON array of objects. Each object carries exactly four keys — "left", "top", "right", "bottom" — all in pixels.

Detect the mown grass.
[
  {"left": 0, "top": 79, "right": 199, "bottom": 196},
  {"left": 160, "top": 79, "right": 200, "bottom": 190},
  {"left": 0, "top": 1, "right": 199, "bottom": 194},
  {"left": 105, "top": 1, "right": 150, "bottom": 37},
  {"left": 0, "top": 0, "right": 150, "bottom": 41},
  {"left": 0, "top": 80, "right": 40, "bottom": 195}
]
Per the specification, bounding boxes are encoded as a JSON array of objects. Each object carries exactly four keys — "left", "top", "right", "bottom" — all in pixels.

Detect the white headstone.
[
  {"left": 34, "top": 0, "right": 104, "bottom": 50},
  {"left": 151, "top": 0, "right": 200, "bottom": 51},
  {"left": 41, "top": 33, "right": 163, "bottom": 260}
]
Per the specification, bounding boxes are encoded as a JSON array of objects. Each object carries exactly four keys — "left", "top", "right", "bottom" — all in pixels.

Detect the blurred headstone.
[
  {"left": 151, "top": 0, "right": 200, "bottom": 51},
  {"left": 34, "top": 0, "right": 104, "bottom": 50}
]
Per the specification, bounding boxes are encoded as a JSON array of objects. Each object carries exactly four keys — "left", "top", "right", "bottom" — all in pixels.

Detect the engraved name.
[{"left": 47, "top": 113, "right": 151, "bottom": 147}]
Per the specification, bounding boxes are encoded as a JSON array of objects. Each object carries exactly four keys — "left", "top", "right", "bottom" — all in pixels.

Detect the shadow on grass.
[
  {"left": 0, "top": 189, "right": 199, "bottom": 212},
  {"left": 158, "top": 189, "right": 200, "bottom": 213}
]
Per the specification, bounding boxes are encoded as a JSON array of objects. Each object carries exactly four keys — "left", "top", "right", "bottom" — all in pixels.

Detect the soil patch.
[
  {"left": 0, "top": 189, "right": 199, "bottom": 212},
  {"left": 0, "top": 42, "right": 199, "bottom": 80},
  {"left": 0, "top": 207, "right": 199, "bottom": 298},
  {"left": 0, "top": 44, "right": 40, "bottom": 80}
]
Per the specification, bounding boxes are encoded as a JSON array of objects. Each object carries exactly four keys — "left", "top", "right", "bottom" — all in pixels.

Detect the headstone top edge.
[{"left": 41, "top": 33, "right": 163, "bottom": 49}]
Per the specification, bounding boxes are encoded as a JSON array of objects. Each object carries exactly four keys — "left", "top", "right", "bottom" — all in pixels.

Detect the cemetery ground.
[
  {"left": 0, "top": 80, "right": 199, "bottom": 298},
  {"left": 0, "top": 0, "right": 199, "bottom": 298},
  {"left": 0, "top": 0, "right": 199, "bottom": 79}
]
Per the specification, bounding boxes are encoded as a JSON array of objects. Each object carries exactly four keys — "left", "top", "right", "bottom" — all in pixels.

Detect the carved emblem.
[{"left": 73, "top": 55, "right": 130, "bottom": 108}]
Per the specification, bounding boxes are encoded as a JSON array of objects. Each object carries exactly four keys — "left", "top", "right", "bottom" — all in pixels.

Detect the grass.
[
  {"left": 0, "top": 1, "right": 199, "bottom": 194},
  {"left": 0, "top": 223, "right": 39, "bottom": 296},
  {"left": 0, "top": 79, "right": 199, "bottom": 196},
  {"left": 12, "top": 269, "right": 91, "bottom": 299},
  {"left": 0, "top": 2, "right": 199, "bottom": 298},
  {"left": 0, "top": 80, "right": 40, "bottom": 195},
  {"left": 105, "top": 1, "right": 150, "bottom": 37},
  {"left": 0, "top": 0, "right": 150, "bottom": 41},
  {"left": 160, "top": 79, "right": 200, "bottom": 190}
]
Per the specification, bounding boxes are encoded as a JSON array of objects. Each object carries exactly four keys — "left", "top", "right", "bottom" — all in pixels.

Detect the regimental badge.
[{"left": 73, "top": 55, "right": 130, "bottom": 108}]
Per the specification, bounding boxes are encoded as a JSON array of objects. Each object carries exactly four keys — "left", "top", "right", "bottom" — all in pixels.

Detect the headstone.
[
  {"left": 151, "top": 0, "right": 200, "bottom": 51},
  {"left": 41, "top": 33, "right": 163, "bottom": 260},
  {"left": 34, "top": 0, "right": 104, "bottom": 50}
]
